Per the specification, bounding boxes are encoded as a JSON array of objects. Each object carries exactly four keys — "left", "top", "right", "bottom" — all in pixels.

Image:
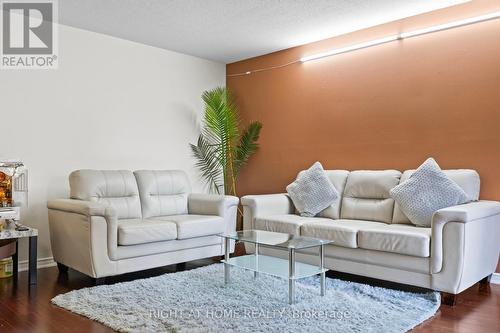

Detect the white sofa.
[
  {"left": 48, "top": 170, "right": 238, "bottom": 280},
  {"left": 242, "top": 169, "right": 500, "bottom": 300}
]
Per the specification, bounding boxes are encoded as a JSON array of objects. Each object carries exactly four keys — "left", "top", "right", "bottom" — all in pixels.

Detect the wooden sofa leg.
[
  {"left": 94, "top": 277, "right": 106, "bottom": 286},
  {"left": 56, "top": 262, "right": 68, "bottom": 274},
  {"left": 479, "top": 274, "right": 492, "bottom": 290},
  {"left": 441, "top": 292, "right": 457, "bottom": 306},
  {"left": 479, "top": 274, "right": 492, "bottom": 286}
]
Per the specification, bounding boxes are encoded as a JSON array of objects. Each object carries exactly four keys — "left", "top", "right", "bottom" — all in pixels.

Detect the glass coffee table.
[{"left": 219, "top": 230, "right": 332, "bottom": 304}]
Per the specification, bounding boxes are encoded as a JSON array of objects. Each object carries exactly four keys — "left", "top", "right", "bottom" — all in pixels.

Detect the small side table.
[{"left": 0, "top": 225, "right": 38, "bottom": 285}]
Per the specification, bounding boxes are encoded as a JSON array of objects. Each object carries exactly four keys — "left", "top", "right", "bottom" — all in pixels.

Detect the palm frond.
[
  {"left": 234, "top": 121, "right": 262, "bottom": 175},
  {"left": 190, "top": 135, "right": 223, "bottom": 194},
  {"left": 202, "top": 87, "right": 239, "bottom": 145}
]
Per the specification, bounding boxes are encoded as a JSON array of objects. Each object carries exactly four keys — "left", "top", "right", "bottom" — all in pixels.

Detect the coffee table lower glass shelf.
[
  {"left": 219, "top": 230, "right": 332, "bottom": 304},
  {"left": 222, "top": 255, "right": 326, "bottom": 280}
]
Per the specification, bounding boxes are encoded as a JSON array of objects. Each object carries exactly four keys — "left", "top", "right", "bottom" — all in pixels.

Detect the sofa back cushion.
[
  {"left": 317, "top": 170, "right": 350, "bottom": 219},
  {"left": 69, "top": 170, "right": 142, "bottom": 219},
  {"left": 340, "top": 170, "right": 401, "bottom": 223},
  {"left": 392, "top": 169, "right": 480, "bottom": 224},
  {"left": 134, "top": 170, "right": 191, "bottom": 218}
]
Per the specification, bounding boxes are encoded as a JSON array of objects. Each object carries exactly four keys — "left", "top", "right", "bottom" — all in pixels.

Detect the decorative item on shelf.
[
  {"left": 0, "top": 160, "right": 28, "bottom": 207},
  {"left": 0, "top": 219, "right": 16, "bottom": 231},
  {"left": 0, "top": 238, "right": 15, "bottom": 279},
  {"left": 0, "top": 257, "right": 13, "bottom": 279},
  {"left": 189, "top": 87, "right": 262, "bottom": 198},
  {"left": 0, "top": 160, "right": 28, "bottom": 230}
]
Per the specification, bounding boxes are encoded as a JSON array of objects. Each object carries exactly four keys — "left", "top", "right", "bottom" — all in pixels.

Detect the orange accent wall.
[{"left": 227, "top": 0, "right": 500, "bottom": 272}]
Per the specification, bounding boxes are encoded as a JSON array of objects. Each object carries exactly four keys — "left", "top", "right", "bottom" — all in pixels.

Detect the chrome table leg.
[
  {"left": 289, "top": 248, "right": 296, "bottom": 304},
  {"left": 320, "top": 244, "right": 325, "bottom": 296},
  {"left": 254, "top": 243, "right": 259, "bottom": 279},
  {"left": 224, "top": 237, "right": 230, "bottom": 284}
]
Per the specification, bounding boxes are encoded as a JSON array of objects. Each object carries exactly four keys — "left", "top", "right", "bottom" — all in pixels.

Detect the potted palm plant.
[{"left": 190, "top": 87, "right": 262, "bottom": 198}]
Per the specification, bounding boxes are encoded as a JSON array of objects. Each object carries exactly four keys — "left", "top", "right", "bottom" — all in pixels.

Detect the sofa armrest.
[
  {"left": 431, "top": 200, "right": 500, "bottom": 282},
  {"left": 188, "top": 194, "right": 239, "bottom": 241},
  {"left": 47, "top": 198, "right": 119, "bottom": 277},
  {"left": 433, "top": 200, "right": 500, "bottom": 226},
  {"left": 47, "top": 199, "right": 116, "bottom": 219},
  {"left": 241, "top": 194, "right": 294, "bottom": 230},
  {"left": 187, "top": 193, "right": 239, "bottom": 217}
]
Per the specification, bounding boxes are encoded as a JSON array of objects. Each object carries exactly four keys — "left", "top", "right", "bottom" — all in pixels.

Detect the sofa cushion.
[
  {"left": 286, "top": 162, "right": 339, "bottom": 217},
  {"left": 341, "top": 170, "right": 401, "bottom": 223},
  {"left": 70, "top": 170, "right": 142, "bottom": 219},
  {"left": 153, "top": 214, "right": 224, "bottom": 240},
  {"left": 392, "top": 169, "right": 480, "bottom": 224},
  {"left": 358, "top": 224, "right": 431, "bottom": 257},
  {"left": 118, "top": 219, "right": 177, "bottom": 245},
  {"left": 254, "top": 214, "right": 331, "bottom": 235},
  {"left": 301, "top": 219, "right": 387, "bottom": 248},
  {"left": 317, "top": 170, "right": 350, "bottom": 220},
  {"left": 390, "top": 158, "right": 470, "bottom": 227},
  {"left": 134, "top": 170, "right": 191, "bottom": 219},
  {"left": 115, "top": 235, "right": 222, "bottom": 260}
]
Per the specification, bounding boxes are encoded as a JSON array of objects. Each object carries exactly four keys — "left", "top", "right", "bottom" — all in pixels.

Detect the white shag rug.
[{"left": 52, "top": 264, "right": 440, "bottom": 333}]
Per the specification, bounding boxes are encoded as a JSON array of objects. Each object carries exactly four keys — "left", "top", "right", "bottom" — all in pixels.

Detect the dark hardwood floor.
[{"left": 0, "top": 247, "right": 499, "bottom": 333}]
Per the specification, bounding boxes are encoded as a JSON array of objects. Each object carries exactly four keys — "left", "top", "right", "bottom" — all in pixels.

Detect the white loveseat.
[
  {"left": 48, "top": 170, "right": 238, "bottom": 279},
  {"left": 242, "top": 169, "right": 500, "bottom": 298}
]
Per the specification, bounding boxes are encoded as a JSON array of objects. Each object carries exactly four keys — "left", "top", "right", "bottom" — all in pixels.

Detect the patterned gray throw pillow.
[
  {"left": 286, "top": 162, "right": 339, "bottom": 217},
  {"left": 390, "top": 158, "right": 470, "bottom": 227}
]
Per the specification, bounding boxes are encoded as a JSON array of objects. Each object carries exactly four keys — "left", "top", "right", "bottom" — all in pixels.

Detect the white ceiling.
[{"left": 59, "top": 0, "right": 468, "bottom": 63}]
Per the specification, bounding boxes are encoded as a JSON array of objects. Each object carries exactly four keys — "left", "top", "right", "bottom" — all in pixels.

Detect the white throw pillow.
[
  {"left": 390, "top": 158, "right": 470, "bottom": 227},
  {"left": 286, "top": 162, "right": 339, "bottom": 217}
]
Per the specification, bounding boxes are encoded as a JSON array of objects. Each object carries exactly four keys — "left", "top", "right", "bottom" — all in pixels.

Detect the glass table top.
[{"left": 219, "top": 230, "right": 332, "bottom": 249}]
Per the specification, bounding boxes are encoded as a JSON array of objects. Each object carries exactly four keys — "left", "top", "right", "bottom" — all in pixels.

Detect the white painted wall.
[{"left": 0, "top": 23, "right": 225, "bottom": 262}]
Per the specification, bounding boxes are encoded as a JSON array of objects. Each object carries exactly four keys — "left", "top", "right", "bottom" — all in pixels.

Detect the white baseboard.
[
  {"left": 18, "top": 256, "right": 56, "bottom": 272},
  {"left": 491, "top": 273, "right": 500, "bottom": 285}
]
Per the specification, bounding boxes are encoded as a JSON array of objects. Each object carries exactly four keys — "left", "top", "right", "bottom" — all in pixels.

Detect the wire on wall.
[
  {"left": 226, "top": 59, "right": 301, "bottom": 77},
  {"left": 226, "top": 10, "right": 500, "bottom": 78}
]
